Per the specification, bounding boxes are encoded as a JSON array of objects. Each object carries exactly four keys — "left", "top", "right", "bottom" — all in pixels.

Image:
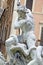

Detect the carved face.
[{"left": 17, "top": 10, "right": 26, "bottom": 20}]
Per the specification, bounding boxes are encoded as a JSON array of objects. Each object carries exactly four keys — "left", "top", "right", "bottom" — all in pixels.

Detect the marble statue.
[
  {"left": 5, "top": 2, "right": 37, "bottom": 65},
  {"left": 0, "top": 1, "right": 43, "bottom": 65},
  {"left": 13, "top": 2, "right": 37, "bottom": 59},
  {"left": 27, "top": 46, "right": 43, "bottom": 65}
]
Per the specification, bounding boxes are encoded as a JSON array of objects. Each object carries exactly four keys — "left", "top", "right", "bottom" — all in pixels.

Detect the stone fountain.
[
  {"left": 0, "top": 1, "right": 43, "bottom": 65},
  {"left": 5, "top": 2, "right": 36, "bottom": 65}
]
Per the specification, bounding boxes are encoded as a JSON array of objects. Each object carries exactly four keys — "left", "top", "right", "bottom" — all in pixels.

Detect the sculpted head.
[
  {"left": 5, "top": 34, "right": 18, "bottom": 47},
  {"left": 17, "top": 4, "right": 33, "bottom": 20}
]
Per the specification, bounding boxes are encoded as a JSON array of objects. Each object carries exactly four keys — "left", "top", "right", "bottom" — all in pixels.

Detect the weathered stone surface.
[{"left": 0, "top": 0, "right": 15, "bottom": 56}]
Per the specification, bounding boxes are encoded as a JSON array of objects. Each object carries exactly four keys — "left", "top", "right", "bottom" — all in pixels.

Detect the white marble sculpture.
[
  {"left": 13, "top": 3, "right": 37, "bottom": 59},
  {"left": 27, "top": 46, "right": 43, "bottom": 65},
  {"left": 0, "top": 1, "right": 43, "bottom": 65},
  {"left": 5, "top": 35, "right": 18, "bottom": 61},
  {"left": 5, "top": 2, "right": 37, "bottom": 65}
]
